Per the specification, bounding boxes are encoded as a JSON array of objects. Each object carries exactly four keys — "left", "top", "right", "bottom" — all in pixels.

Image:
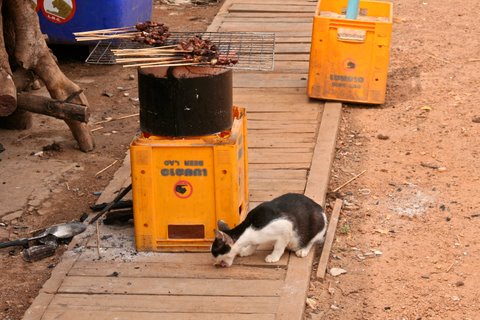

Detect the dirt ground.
[
  {"left": 1, "top": 0, "right": 479, "bottom": 319},
  {"left": 306, "top": 0, "right": 480, "bottom": 319}
]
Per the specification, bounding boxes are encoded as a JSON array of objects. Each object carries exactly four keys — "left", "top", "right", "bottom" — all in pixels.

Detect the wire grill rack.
[{"left": 85, "top": 32, "right": 275, "bottom": 71}]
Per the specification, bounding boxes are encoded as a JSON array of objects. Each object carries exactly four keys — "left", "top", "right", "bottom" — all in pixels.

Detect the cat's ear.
[
  {"left": 214, "top": 229, "right": 234, "bottom": 245},
  {"left": 217, "top": 220, "right": 231, "bottom": 232}
]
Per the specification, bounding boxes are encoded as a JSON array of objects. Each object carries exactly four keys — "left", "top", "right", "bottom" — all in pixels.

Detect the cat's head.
[{"left": 211, "top": 222, "right": 235, "bottom": 267}]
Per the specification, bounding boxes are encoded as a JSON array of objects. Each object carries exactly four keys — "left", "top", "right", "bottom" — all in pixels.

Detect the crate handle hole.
[
  {"left": 144, "top": 223, "right": 148, "bottom": 228},
  {"left": 222, "top": 170, "right": 228, "bottom": 174},
  {"left": 141, "top": 170, "right": 146, "bottom": 174}
]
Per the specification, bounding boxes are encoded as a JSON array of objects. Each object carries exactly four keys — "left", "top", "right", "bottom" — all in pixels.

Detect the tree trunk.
[
  {"left": 0, "top": 0, "right": 17, "bottom": 117},
  {"left": 4, "top": 0, "right": 95, "bottom": 152}
]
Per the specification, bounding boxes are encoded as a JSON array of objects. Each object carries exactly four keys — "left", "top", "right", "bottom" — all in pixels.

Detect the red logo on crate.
[
  {"left": 343, "top": 58, "right": 357, "bottom": 71},
  {"left": 41, "top": 0, "right": 76, "bottom": 24},
  {"left": 174, "top": 180, "right": 193, "bottom": 199}
]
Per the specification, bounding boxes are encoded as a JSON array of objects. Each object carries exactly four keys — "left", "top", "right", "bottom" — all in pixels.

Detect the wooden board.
[
  {"left": 248, "top": 151, "right": 312, "bottom": 164},
  {"left": 234, "top": 73, "right": 308, "bottom": 88},
  {"left": 224, "top": 17, "right": 312, "bottom": 23},
  {"left": 248, "top": 169, "right": 307, "bottom": 180},
  {"left": 227, "top": 12, "right": 314, "bottom": 18},
  {"left": 47, "top": 294, "right": 279, "bottom": 314},
  {"left": 59, "top": 276, "right": 283, "bottom": 297},
  {"left": 70, "top": 261, "right": 287, "bottom": 281},
  {"left": 43, "top": 310, "right": 276, "bottom": 320},
  {"left": 249, "top": 178, "right": 306, "bottom": 191},
  {"left": 248, "top": 140, "right": 315, "bottom": 149},
  {"left": 247, "top": 111, "right": 318, "bottom": 121},
  {"left": 316, "top": 198, "right": 343, "bottom": 279},
  {"left": 229, "top": 4, "right": 316, "bottom": 13},
  {"left": 304, "top": 102, "right": 342, "bottom": 205},
  {"left": 219, "top": 22, "right": 312, "bottom": 33},
  {"left": 228, "top": 0, "right": 317, "bottom": 4},
  {"left": 249, "top": 189, "right": 305, "bottom": 202},
  {"left": 274, "top": 36, "right": 313, "bottom": 43},
  {"left": 274, "top": 43, "right": 311, "bottom": 54},
  {"left": 273, "top": 53, "right": 311, "bottom": 61},
  {"left": 76, "top": 249, "right": 289, "bottom": 267}
]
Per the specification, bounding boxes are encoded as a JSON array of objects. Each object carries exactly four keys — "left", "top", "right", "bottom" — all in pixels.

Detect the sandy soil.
[
  {"left": 1, "top": 0, "right": 479, "bottom": 319},
  {"left": 306, "top": 1, "right": 480, "bottom": 319}
]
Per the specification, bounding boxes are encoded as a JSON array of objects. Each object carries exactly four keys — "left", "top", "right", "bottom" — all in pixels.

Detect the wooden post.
[
  {"left": 316, "top": 198, "right": 343, "bottom": 279},
  {"left": 17, "top": 93, "right": 90, "bottom": 123}
]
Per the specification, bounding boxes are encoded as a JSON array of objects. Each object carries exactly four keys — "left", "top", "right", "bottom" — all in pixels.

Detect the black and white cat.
[{"left": 211, "top": 193, "right": 328, "bottom": 267}]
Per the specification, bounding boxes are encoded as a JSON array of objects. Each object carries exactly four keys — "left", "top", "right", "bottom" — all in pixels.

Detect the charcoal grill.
[{"left": 86, "top": 32, "right": 275, "bottom": 71}]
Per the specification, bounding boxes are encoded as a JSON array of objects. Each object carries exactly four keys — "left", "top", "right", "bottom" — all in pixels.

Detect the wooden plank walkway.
[{"left": 23, "top": 0, "right": 343, "bottom": 319}]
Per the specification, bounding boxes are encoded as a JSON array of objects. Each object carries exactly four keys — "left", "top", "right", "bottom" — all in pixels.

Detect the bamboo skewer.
[
  {"left": 139, "top": 62, "right": 204, "bottom": 69},
  {"left": 123, "top": 59, "right": 195, "bottom": 68},
  {"left": 75, "top": 34, "right": 141, "bottom": 42},
  {"left": 73, "top": 26, "right": 136, "bottom": 36},
  {"left": 113, "top": 50, "right": 192, "bottom": 57},
  {"left": 111, "top": 45, "right": 179, "bottom": 52},
  {"left": 116, "top": 57, "right": 183, "bottom": 63}
]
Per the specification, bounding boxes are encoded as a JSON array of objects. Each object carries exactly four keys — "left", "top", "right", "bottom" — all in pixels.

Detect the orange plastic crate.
[
  {"left": 130, "top": 107, "right": 249, "bottom": 252},
  {"left": 307, "top": 0, "right": 393, "bottom": 104}
]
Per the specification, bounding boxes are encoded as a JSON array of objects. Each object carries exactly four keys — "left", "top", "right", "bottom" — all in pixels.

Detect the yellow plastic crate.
[
  {"left": 130, "top": 107, "right": 249, "bottom": 252},
  {"left": 307, "top": 0, "right": 393, "bottom": 104}
]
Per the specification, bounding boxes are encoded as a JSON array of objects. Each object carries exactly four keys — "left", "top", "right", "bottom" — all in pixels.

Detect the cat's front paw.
[
  {"left": 265, "top": 254, "right": 281, "bottom": 263},
  {"left": 239, "top": 245, "right": 256, "bottom": 257},
  {"left": 295, "top": 248, "right": 310, "bottom": 258}
]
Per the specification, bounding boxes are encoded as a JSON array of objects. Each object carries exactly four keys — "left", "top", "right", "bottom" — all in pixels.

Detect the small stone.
[
  {"left": 374, "top": 250, "right": 383, "bottom": 256},
  {"left": 451, "top": 295, "right": 460, "bottom": 301},
  {"left": 37, "top": 209, "right": 49, "bottom": 216},
  {"left": 437, "top": 167, "right": 447, "bottom": 172},
  {"left": 330, "top": 304, "right": 340, "bottom": 310},
  {"left": 123, "top": 92, "right": 130, "bottom": 97},
  {"left": 377, "top": 134, "right": 390, "bottom": 140},
  {"left": 2, "top": 210, "right": 23, "bottom": 222},
  {"left": 455, "top": 281, "right": 464, "bottom": 287},
  {"left": 130, "top": 97, "right": 139, "bottom": 103},
  {"left": 102, "top": 91, "right": 114, "bottom": 98},
  {"left": 472, "top": 116, "right": 480, "bottom": 123},
  {"left": 421, "top": 274, "right": 430, "bottom": 279},
  {"left": 306, "top": 297, "right": 317, "bottom": 309},
  {"left": 128, "top": 74, "right": 135, "bottom": 80},
  {"left": 329, "top": 267, "right": 347, "bottom": 277}
]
